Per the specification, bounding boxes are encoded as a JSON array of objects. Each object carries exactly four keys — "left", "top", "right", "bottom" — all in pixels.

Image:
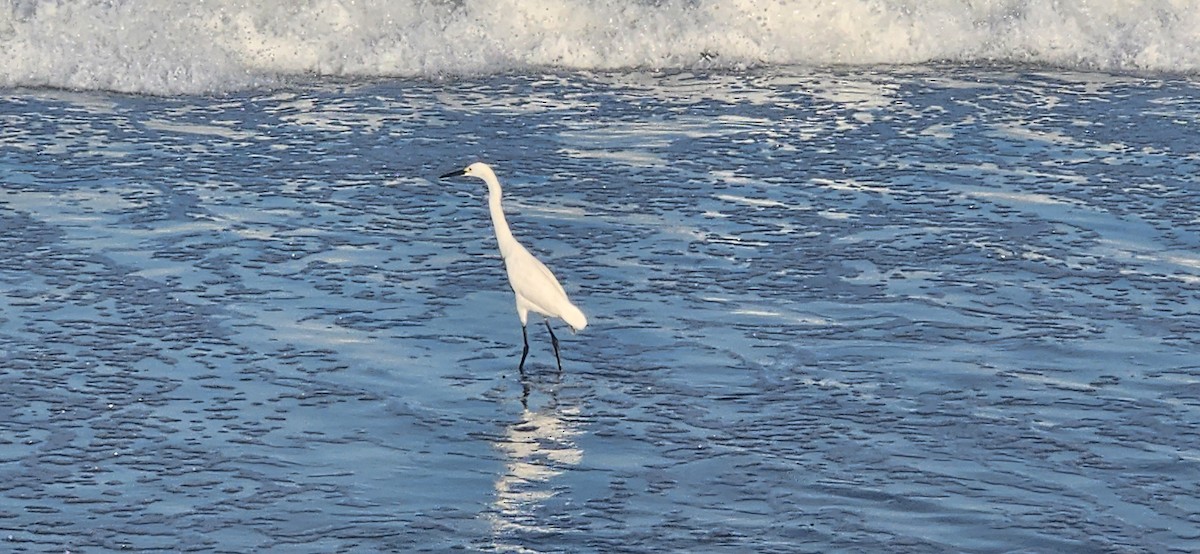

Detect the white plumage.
[{"left": 439, "top": 162, "right": 586, "bottom": 370}]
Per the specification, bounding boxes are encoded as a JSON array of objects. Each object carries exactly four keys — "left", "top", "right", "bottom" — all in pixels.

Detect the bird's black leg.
[
  {"left": 518, "top": 325, "right": 530, "bottom": 373},
  {"left": 545, "top": 320, "right": 562, "bottom": 372}
]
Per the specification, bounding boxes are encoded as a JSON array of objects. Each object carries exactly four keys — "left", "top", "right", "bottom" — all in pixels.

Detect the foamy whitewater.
[
  {"left": 3, "top": 1, "right": 1200, "bottom": 553},
  {"left": 2, "top": 0, "right": 1200, "bottom": 93}
]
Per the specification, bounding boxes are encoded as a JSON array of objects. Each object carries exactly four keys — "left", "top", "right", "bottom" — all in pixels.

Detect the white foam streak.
[{"left": 2, "top": 0, "right": 1199, "bottom": 94}]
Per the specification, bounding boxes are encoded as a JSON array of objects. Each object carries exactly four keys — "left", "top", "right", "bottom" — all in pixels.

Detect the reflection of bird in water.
[
  {"left": 488, "top": 404, "right": 583, "bottom": 544},
  {"left": 487, "top": 362, "right": 581, "bottom": 547},
  {"left": 439, "top": 162, "right": 587, "bottom": 372}
]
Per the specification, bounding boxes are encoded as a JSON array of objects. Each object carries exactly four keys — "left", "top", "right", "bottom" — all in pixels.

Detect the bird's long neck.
[{"left": 485, "top": 177, "right": 520, "bottom": 258}]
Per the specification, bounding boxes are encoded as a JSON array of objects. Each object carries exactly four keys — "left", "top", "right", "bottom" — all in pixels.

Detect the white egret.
[{"left": 439, "top": 162, "right": 587, "bottom": 371}]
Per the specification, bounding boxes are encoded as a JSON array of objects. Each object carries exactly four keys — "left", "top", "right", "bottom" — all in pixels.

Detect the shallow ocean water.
[{"left": 2, "top": 66, "right": 1199, "bottom": 552}]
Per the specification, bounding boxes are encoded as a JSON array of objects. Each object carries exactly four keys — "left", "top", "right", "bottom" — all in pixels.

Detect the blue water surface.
[{"left": 1, "top": 66, "right": 1198, "bottom": 552}]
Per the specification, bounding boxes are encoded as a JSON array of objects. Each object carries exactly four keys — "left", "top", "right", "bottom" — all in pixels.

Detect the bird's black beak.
[{"left": 439, "top": 168, "right": 466, "bottom": 179}]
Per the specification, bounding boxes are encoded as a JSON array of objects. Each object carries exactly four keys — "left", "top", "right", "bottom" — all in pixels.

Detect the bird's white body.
[
  {"left": 440, "top": 162, "right": 586, "bottom": 371},
  {"left": 477, "top": 164, "right": 587, "bottom": 332},
  {"left": 505, "top": 242, "right": 589, "bottom": 332}
]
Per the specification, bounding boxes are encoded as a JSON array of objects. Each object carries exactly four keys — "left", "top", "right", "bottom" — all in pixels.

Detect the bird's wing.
[{"left": 505, "top": 247, "right": 572, "bottom": 316}]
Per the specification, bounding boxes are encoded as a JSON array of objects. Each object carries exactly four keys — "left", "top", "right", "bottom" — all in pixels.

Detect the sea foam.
[{"left": 2, "top": 0, "right": 1198, "bottom": 94}]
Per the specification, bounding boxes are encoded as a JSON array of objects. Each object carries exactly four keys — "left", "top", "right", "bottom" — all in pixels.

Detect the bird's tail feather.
[{"left": 562, "top": 303, "right": 587, "bottom": 332}]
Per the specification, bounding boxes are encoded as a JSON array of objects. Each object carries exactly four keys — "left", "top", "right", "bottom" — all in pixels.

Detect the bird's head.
[{"left": 439, "top": 162, "right": 494, "bottom": 181}]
